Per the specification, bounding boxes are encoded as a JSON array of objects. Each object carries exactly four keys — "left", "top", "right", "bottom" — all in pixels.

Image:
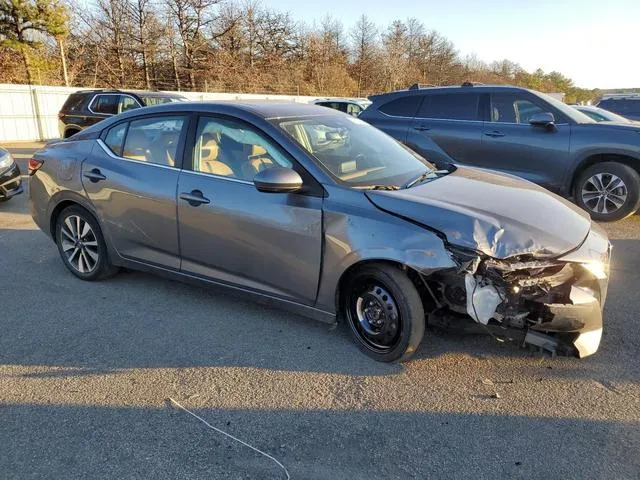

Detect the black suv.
[
  {"left": 597, "top": 95, "right": 640, "bottom": 121},
  {"left": 58, "top": 89, "right": 187, "bottom": 139},
  {"left": 360, "top": 84, "right": 640, "bottom": 222}
]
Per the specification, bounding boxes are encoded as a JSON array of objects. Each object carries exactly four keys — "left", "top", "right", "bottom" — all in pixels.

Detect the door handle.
[
  {"left": 83, "top": 168, "right": 106, "bottom": 183},
  {"left": 484, "top": 130, "right": 506, "bottom": 138},
  {"left": 180, "top": 189, "right": 210, "bottom": 207},
  {"left": 414, "top": 125, "right": 431, "bottom": 132}
]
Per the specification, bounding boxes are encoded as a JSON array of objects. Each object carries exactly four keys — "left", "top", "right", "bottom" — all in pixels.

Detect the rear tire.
[
  {"left": 342, "top": 264, "right": 425, "bottom": 363},
  {"left": 574, "top": 162, "right": 640, "bottom": 222},
  {"left": 55, "top": 205, "right": 118, "bottom": 281}
]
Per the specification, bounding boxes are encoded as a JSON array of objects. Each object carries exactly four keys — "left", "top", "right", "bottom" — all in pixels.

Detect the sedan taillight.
[{"left": 28, "top": 158, "right": 44, "bottom": 176}]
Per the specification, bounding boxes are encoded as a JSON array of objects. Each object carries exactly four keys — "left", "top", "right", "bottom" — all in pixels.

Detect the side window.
[
  {"left": 104, "top": 123, "right": 128, "bottom": 156},
  {"left": 192, "top": 117, "right": 292, "bottom": 181},
  {"left": 418, "top": 93, "right": 480, "bottom": 120},
  {"left": 122, "top": 116, "right": 185, "bottom": 167},
  {"left": 91, "top": 95, "right": 119, "bottom": 115},
  {"left": 490, "top": 93, "right": 544, "bottom": 124},
  {"left": 119, "top": 95, "right": 140, "bottom": 113},
  {"left": 378, "top": 96, "right": 421, "bottom": 117},
  {"left": 346, "top": 104, "right": 362, "bottom": 116}
]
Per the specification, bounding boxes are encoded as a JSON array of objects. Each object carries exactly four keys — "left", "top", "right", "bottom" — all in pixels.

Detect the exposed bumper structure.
[{"left": 0, "top": 163, "right": 23, "bottom": 200}]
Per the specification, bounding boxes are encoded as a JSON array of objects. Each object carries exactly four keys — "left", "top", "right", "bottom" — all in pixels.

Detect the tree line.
[{"left": 0, "top": 0, "right": 599, "bottom": 103}]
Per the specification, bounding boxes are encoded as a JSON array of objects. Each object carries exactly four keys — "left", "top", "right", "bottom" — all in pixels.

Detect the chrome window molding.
[
  {"left": 180, "top": 168, "right": 254, "bottom": 185},
  {"left": 88, "top": 93, "right": 142, "bottom": 116},
  {"left": 96, "top": 139, "right": 177, "bottom": 171}
]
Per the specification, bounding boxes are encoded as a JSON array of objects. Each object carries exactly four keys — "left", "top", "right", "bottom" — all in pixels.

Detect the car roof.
[
  {"left": 368, "top": 84, "right": 532, "bottom": 101},
  {"left": 72, "top": 89, "right": 185, "bottom": 98},
  {"left": 93, "top": 101, "right": 343, "bottom": 125}
]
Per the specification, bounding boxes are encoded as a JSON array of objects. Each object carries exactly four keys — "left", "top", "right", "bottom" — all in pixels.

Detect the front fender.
[{"left": 314, "top": 186, "right": 456, "bottom": 313}]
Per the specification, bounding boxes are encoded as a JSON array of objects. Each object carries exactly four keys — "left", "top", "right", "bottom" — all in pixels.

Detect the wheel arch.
[
  {"left": 48, "top": 192, "right": 100, "bottom": 240},
  {"left": 570, "top": 152, "right": 640, "bottom": 196}
]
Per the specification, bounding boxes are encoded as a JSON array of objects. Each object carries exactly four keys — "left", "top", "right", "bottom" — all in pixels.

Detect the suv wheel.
[{"left": 575, "top": 162, "right": 640, "bottom": 222}]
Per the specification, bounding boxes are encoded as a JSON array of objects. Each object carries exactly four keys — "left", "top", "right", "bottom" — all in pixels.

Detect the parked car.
[
  {"left": 359, "top": 83, "right": 640, "bottom": 222},
  {"left": 0, "top": 147, "right": 23, "bottom": 202},
  {"left": 58, "top": 89, "right": 188, "bottom": 139},
  {"left": 29, "top": 102, "right": 610, "bottom": 362},
  {"left": 313, "top": 98, "right": 371, "bottom": 116},
  {"left": 596, "top": 94, "right": 640, "bottom": 121},
  {"left": 573, "top": 105, "right": 638, "bottom": 124}
]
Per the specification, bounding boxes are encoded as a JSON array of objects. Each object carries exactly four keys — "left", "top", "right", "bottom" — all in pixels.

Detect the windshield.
[
  {"left": 273, "top": 115, "right": 433, "bottom": 187},
  {"left": 534, "top": 92, "right": 596, "bottom": 124},
  {"left": 140, "top": 95, "right": 186, "bottom": 106},
  {"left": 579, "top": 106, "right": 630, "bottom": 123}
]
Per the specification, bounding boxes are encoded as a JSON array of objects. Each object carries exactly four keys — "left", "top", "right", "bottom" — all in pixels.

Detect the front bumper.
[{"left": 0, "top": 163, "right": 23, "bottom": 200}]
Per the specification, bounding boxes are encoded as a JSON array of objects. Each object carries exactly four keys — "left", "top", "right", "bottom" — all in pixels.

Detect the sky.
[{"left": 268, "top": 0, "right": 639, "bottom": 89}]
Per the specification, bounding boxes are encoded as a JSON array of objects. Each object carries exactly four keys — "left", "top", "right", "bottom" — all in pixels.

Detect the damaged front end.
[{"left": 430, "top": 226, "right": 611, "bottom": 358}]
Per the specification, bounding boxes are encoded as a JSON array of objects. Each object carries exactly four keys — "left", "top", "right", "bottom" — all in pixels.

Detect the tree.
[
  {"left": 349, "top": 14, "right": 377, "bottom": 96},
  {"left": 0, "top": 0, "right": 68, "bottom": 84}
]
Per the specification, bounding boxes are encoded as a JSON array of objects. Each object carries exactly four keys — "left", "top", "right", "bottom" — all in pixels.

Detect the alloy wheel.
[
  {"left": 60, "top": 215, "right": 100, "bottom": 274},
  {"left": 581, "top": 173, "right": 628, "bottom": 215}
]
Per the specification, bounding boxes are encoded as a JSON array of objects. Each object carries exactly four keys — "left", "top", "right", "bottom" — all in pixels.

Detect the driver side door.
[{"left": 177, "top": 115, "right": 324, "bottom": 305}]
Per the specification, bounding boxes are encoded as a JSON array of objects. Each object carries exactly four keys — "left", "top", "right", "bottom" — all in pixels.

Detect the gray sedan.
[{"left": 29, "top": 102, "right": 610, "bottom": 362}]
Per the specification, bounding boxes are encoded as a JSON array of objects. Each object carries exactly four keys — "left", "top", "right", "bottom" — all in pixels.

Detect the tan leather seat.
[
  {"left": 123, "top": 130, "right": 149, "bottom": 161},
  {"left": 199, "top": 135, "right": 234, "bottom": 177},
  {"left": 240, "top": 144, "right": 274, "bottom": 180}
]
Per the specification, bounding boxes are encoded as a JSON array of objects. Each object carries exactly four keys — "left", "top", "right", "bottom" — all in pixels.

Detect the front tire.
[
  {"left": 342, "top": 264, "right": 425, "bottom": 362},
  {"left": 55, "top": 205, "right": 118, "bottom": 281},
  {"left": 574, "top": 162, "right": 640, "bottom": 222}
]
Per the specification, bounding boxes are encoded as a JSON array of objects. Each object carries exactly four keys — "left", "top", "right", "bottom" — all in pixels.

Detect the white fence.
[{"left": 0, "top": 83, "right": 319, "bottom": 142}]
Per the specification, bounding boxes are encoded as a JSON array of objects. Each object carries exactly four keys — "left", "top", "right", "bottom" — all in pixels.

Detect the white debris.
[{"left": 465, "top": 273, "right": 502, "bottom": 325}]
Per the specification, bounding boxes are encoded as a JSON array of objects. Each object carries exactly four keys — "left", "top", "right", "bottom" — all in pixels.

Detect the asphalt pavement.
[{"left": 1, "top": 144, "right": 639, "bottom": 479}]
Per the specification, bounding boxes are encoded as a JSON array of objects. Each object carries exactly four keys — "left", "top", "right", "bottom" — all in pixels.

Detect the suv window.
[
  {"left": 90, "top": 94, "right": 120, "bottom": 115},
  {"left": 62, "top": 93, "right": 85, "bottom": 112},
  {"left": 490, "top": 93, "right": 545, "bottom": 124},
  {"left": 192, "top": 117, "right": 292, "bottom": 181},
  {"left": 121, "top": 116, "right": 185, "bottom": 167},
  {"left": 417, "top": 93, "right": 480, "bottom": 120},
  {"left": 119, "top": 95, "right": 140, "bottom": 113},
  {"left": 598, "top": 99, "right": 640, "bottom": 117},
  {"left": 379, "top": 96, "right": 421, "bottom": 117}
]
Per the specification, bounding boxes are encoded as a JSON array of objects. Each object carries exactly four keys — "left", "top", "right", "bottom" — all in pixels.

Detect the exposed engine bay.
[{"left": 426, "top": 248, "right": 609, "bottom": 358}]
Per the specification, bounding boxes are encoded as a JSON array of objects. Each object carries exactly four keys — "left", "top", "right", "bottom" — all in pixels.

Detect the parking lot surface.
[{"left": 1, "top": 145, "right": 639, "bottom": 479}]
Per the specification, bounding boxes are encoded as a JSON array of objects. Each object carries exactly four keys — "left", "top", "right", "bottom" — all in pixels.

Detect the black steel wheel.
[
  {"left": 55, "top": 205, "right": 118, "bottom": 281},
  {"left": 343, "top": 264, "right": 424, "bottom": 362}
]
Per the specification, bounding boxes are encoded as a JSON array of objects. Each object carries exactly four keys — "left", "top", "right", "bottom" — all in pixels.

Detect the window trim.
[
  {"left": 88, "top": 93, "right": 142, "bottom": 116},
  {"left": 378, "top": 95, "right": 425, "bottom": 119},
  {"left": 98, "top": 112, "right": 191, "bottom": 169}
]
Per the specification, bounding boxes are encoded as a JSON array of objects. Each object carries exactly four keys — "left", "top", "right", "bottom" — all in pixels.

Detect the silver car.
[{"left": 29, "top": 102, "right": 611, "bottom": 362}]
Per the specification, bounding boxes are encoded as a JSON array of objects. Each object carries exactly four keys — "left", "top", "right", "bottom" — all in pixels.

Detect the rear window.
[
  {"left": 417, "top": 93, "right": 480, "bottom": 120},
  {"left": 597, "top": 99, "right": 640, "bottom": 116},
  {"left": 62, "top": 93, "right": 86, "bottom": 112},
  {"left": 90, "top": 95, "right": 120, "bottom": 115},
  {"left": 378, "top": 96, "right": 421, "bottom": 117}
]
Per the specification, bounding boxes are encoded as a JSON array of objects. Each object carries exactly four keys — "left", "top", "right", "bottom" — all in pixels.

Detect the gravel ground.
[{"left": 1, "top": 146, "right": 639, "bottom": 479}]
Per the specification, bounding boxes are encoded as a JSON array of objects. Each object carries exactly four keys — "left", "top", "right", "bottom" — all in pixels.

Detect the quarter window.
[
  {"left": 104, "top": 123, "right": 127, "bottom": 156},
  {"left": 192, "top": 117, "right": 292, "bottom": 181},
  {"left": 418, "top": 93, "right": 480, "bottom": 120},
  {"left": 91, "top": 95, "right": 120, "bottom": 115},
  {"left": 119, "top": 95, "right": 140, "bottom": 113},
  {"left": 122, "top": 116, "right": 185, "bottom": 167}
]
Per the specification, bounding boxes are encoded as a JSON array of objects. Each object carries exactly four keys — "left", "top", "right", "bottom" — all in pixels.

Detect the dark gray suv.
[{"left": 360, "top": 84, "right": 640, "bottom": 222}]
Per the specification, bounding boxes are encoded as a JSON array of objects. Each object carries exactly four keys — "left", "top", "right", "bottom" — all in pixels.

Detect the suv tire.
[{"left": 574, "top": 162, "right": 640, "bottom": 222}]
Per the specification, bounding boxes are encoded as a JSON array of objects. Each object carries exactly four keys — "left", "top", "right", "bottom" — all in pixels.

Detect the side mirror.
[
  {"left": 254, "top": 167, "right": 303, "bottom": 193},
  {"left": 529, "top": 112, "right": 555, "bottom": 128}
]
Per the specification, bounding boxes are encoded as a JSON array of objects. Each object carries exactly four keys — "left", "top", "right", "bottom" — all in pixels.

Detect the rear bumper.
[{"left": 0, "top": 163, "right": 23, "bottom": 200}]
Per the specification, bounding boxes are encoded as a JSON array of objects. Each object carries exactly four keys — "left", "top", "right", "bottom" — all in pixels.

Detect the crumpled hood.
[{"left": 366, "top": 166, "right": 591, "bottom": 259}]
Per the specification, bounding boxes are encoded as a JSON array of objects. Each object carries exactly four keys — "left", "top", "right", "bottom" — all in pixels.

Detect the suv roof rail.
[
  {"left": 600, "top": 93, "right": 640, "bottom": 100},
  {"left": 76, "top": 88, "right": 124, "bottom": 94},
  {"left": 461, "top": 81, "right": 483, "bottom": 87},
  {"left": 408, "top": 83, "right": 436, "bottom": 90}
]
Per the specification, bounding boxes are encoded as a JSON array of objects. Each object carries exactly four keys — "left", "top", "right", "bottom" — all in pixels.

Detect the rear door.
[
  {"left": 82, "top": 114, "right": 188, "bottom": 268},
  {"left": 176, "top": 115, "right": 323, "bottom": 304},
  {"left": 87, "top": 94, "right": 142, "bottom": 127},
  {"left": 406, "top": 92, "right": 484, "bottom": 165},
  {"left": 477, "top": 92, "right": 571, "bottom": 190}
]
